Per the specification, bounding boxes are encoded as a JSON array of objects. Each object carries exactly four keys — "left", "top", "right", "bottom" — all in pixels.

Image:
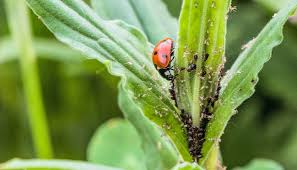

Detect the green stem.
[
  {"left": 190, "top": 0, "right": 210, "bottom": 127},
  {"left": 5, "top": 0, "right": 53, "bottom": 158},
  {"left": 176, "top": 0, "right": 210, "bottom": 126},
  {"left": 204, "top": 146, "right": 219, "bottom": 170},
  {"left": 176, "top": 0, "right": 231, "bottom": 165},
  {"left": 176, "top": 0, "right": 230, "bottom": 127}
]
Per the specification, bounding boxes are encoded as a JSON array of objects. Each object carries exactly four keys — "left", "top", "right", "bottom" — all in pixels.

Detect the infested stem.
[
  {"left": 190, "top": 0, "right": 210, "bottom": 127},
  {"left": 175, "top": 0, "right": 231, "bottom": 164}
]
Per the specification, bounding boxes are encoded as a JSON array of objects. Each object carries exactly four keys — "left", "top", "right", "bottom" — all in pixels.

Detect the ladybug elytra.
[{"left": 152, "top": 38, "right": 175, "bottom": 80}]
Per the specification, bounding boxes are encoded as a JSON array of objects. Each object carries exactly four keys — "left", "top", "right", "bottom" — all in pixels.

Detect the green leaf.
[
  {"left": 25, "top": 0, "right": 190, "bottom": 165},
  {"left": 175, "top": 0, "right": 231, "bottom": 126},
  {"left": 0, "top": 37, "right": 84, "bottom": 64},
  {"left": 91, "top": 0, "right": 178, "bottom": 43},
  {"left": 233, "top": 159, "right": 283, "bottom": 170},
  {"left": 0, "top": 159, "right": 121, "bottom": 170},
  {"left": 200, "top": 0, "right": 297, "bottom": 164},
  {"left": 171, "top": 162, "right": 204, "bottom": 170},
  {"left": 87, "top": 119, "right": 146, "bottom": 170},
  {"left": 118, "top": 85, "right": 180, "bottom": 169}
]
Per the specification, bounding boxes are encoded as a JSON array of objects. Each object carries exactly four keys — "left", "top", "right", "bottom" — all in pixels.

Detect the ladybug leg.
[
  {"left": 167, "top": 66, "right": 179, "bottom": 81},
  {"left": 166, "top": 66, "right": 186, "bottom": 81},
  {"left": 170, "top": 53, "right": 175, "bottom": 62},
  {"left": 170, "top": 50, "right": 175, "bottom": 57},
  {"left": 158, "top": 68, "right": 174, "bottom": 81}
]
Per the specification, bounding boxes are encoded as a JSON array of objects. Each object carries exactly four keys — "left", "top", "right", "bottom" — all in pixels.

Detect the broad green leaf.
[
  {"left": 200, "top": 0, "right": 297, "bottom": 164},
  {"left": 91, "top": 0, "right": 178, "bottom": 43},
  {"left": 118, "top": 85, "right": 180, "bottom": 169},
  {"left": 87, "top": 119, "right": 146, "bottom": 170},
  {"left": 171, "top": 162, "right": 204, "bottom": 170},
  {"left": 25, "top": 0, "right": 191, "bottom": 165},
  {"left": 175, "top": 0, "right": 231, "bottom": 126},
  {"left": 0, "top": 159, "right": 121, "bottom": 170},
  {"left": 233, "top": 159, "right": 283, "bottom": 170},
  {"left": 0, "top": 37, "right": 84, "bottom": 64}
]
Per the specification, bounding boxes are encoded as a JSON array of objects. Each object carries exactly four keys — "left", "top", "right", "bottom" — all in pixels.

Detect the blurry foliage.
[
  {"left": 233, "top": 159, "right": 283, "bottom": 170},
  {"left": 0, "top": 1, "right": 121, "bottom": 159},
  {"left": 222, "top": 2, "right": 297, "bottom": 170},
  {"left": 0, "top": 57, "right": 121, "bottom": 160},
  {"left": 87, "top": 119, "right": 145, "bottom": 170},
  {"left": 0, "top": 0, "right": 296, "bottom": 170}
]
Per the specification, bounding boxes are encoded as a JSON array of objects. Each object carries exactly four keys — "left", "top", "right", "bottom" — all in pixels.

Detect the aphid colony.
[{"left": 152, "top": 38, "right": 223, "bottom": 161}]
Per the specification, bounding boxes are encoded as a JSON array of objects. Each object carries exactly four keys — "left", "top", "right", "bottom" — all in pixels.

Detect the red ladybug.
[{"left": 152, "top": 38, "right": 175, "bottom": 80}]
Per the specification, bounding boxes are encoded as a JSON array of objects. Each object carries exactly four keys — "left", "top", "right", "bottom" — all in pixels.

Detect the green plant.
[
  {"left": 4, "top": 0, "right": 53, "bottom": 158},
  {"left": 1, "top": 0, "right": 297, "bottom": 170}
]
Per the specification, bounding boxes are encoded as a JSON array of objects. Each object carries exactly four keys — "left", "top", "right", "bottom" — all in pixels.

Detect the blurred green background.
[{"left": 0, "top": 0, "right": 296, "bottom": 169}]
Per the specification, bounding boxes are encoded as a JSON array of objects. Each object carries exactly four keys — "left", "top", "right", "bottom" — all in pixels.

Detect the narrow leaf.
[
  {"left": 200, "top": 1, "right": 297, "bottom": 164},
  {"left": 91, "top": 0, "right": 178, "bottom": 43},
  {"left": 5, "top": 0, "right": 53, "bottom": 158},
  {"left": 0, "top": 159, "right": 121, "bottom": 170}
]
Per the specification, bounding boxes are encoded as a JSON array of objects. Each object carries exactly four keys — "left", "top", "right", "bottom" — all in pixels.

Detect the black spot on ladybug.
[{"left": 154, "top": 51, "right": 157, "bottom": 55}]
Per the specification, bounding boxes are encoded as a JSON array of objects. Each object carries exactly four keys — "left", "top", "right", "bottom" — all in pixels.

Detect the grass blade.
[{"left": 5, "top": 0, "right": 53, "bottom": 158}]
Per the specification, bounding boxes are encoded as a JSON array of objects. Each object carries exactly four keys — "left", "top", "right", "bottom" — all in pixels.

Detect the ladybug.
[{"left": 152, "top": 38, "right": 175, "bottom": 80}]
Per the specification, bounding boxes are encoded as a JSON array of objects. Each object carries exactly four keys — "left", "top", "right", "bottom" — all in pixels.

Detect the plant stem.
[
  {"left": 204, "top": 146, "right": 219, "bottom": 170},
  {"left": 176, "top": 0, "right": 231, "bottom": 165},
  {"left": 5, "top": 0, "right": 53, "bottom": 158}
]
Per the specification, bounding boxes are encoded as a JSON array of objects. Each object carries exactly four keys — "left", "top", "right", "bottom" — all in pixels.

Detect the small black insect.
[{"left": 187, "top": 63, "right": 197, "bottom": 72}]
